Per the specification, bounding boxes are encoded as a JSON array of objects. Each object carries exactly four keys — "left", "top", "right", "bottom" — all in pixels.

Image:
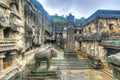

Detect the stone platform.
[
  {"left": 31, "top": 68, "right": 58, "bottom": 75},
  {"left": 25, "top": 67, "right": 60, "bottom": 80}
]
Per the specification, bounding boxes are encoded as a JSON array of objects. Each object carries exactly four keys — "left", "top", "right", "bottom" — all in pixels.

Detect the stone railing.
[
  {"left": 101, "top": 33, "right": 120, "bottom": 40},
  {"left": 0, "top": 38, "right": 17, "bottom": 52},
  {"left": 100, "top": 33, "right": 120, "bottom": 48},
  {"left": 75, "top": 33, "right": 120, "bottom": 41},
  {"left": 100, "top": 40, "right": 120, "bottom": 48},
  {"left": 75, "top": 33, "right": 102, "bottom": 41}
]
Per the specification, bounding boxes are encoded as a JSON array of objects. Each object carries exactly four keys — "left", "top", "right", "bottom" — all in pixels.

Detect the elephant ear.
[{"left": 51, "top": 50, "right": 57, "bottom": 57}]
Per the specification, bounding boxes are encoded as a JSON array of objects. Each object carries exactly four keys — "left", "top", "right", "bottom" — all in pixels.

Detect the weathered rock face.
[
  {"left": 107, "top": 53, "right": 120, "bottom": 66},
  {"left": 0, "top": 0, "right": 53, "bottom": 72}
]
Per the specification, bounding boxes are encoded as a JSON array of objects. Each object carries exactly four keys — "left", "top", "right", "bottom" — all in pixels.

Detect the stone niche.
[{"left": 0, "top": 15, "right": 9, "bottom": 27}]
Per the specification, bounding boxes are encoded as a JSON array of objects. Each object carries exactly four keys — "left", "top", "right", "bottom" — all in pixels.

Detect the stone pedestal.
[
  {"left": 0, "top": 55, "right": 5, "bottom": 71},
  {"left": 64, "top": 50, "right": 77, "bottom": 58}
]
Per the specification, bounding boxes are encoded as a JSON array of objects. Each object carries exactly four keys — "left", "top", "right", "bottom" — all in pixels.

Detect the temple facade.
[
  {"left": 80, "top": 10, "right": 120, "bottom": 61},
  {"left": 75, "top": 10, "right": 120, "bottom": 76}
]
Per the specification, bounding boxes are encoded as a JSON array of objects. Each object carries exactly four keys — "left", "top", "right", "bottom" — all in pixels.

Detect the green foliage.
[
  {"left": 80, "top": 17, "right": 86, "bottom": 22},
  {"left": 53, "top": 18, "right": 67, "bottom": 23},
  {"left": 52, "top": 15, "right": 86, "bottom": 23},
  {"left": 74, "top": 17, "right": 86, "bottom": 23}
]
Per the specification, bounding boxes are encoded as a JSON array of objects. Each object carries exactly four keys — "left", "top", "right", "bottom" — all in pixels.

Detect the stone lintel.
[{"left": 0, "top": 55, "right": 5, "bottom": 59}]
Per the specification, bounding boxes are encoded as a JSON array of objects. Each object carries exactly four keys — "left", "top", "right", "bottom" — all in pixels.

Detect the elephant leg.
[
  {"left": 38, "top": 60, "right": 41, "bottom": 67},
  {"left": 35, "top": 60, "right": 39, "bottom": 68},
  {"left": 47, "top": 59, "right": 51, "bottom": 69},
  {"left": 35, "top": 60, "right": 41, "bottom": 68}
]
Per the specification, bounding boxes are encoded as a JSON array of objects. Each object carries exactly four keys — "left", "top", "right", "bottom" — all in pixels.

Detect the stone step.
[
  {"left": 27, "top": 74, "right": 59, "bottom": 78},
  {"left": 24, "top": 76, "right": 58, "bottom": 80},
  {"left": 59, "top": 67, "right": 94, "bottom": 70}
]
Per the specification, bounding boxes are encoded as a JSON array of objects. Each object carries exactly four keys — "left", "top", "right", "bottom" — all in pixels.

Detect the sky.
[{"left": 38, "top": 0, "right": 120, "bottom": 19}]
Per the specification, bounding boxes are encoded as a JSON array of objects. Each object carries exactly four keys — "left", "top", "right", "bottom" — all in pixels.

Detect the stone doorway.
[{"left": 3, "top": 52, "right": 11, "bottom": 69}]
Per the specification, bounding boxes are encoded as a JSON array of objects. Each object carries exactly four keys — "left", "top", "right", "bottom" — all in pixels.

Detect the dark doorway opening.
[{"left": 4, "top": 27, "right": 11, "bottom": 38}]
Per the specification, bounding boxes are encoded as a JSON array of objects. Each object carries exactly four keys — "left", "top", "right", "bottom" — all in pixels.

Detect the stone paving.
[
  {"left": 5, "top": 46, "right": 115, "bottom": 80},
  {"left": 53, "top": 47, "right": 114, "bottom": 80}
]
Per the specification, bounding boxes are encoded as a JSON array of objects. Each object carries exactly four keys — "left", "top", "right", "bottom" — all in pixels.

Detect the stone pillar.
[
  {"left": 0, "top": 55, "right": 5, "bottom": 71},
  {"left": 0, "top": 28, "right": 4, "bottom": 38},
  {"left": 10, "top": 51, "right": 17, "bottom": 66}
]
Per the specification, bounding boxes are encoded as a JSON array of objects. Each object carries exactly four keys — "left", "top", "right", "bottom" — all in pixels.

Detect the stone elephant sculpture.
[{"left": 34, "top": 49, "right": 57, "bottom": 69}]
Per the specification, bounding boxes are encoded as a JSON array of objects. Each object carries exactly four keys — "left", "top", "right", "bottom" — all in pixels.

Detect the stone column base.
[{"left": 10, "top": 51, "right": 17, "bottom": 66}]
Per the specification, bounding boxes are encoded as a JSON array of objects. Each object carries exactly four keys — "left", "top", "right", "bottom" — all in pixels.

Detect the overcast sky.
[{"left": 38, "top": 0, "right": 120, "bottom": 19}]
